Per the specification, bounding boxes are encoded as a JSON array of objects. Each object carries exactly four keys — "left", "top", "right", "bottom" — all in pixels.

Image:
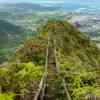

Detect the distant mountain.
[
  {"left": 0, "top": 3, "right": 61, "bottom": 14},
  {"left": 0, "top": 19, "right": 24, "bottom": 34}
]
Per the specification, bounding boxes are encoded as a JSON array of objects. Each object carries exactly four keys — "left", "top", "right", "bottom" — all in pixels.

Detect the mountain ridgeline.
[
  {"left": 13, "top": 20, "right": 100, "bottom": 67},
  {"left": 0, "top": 20, "right": 100, "bottom": 99}
]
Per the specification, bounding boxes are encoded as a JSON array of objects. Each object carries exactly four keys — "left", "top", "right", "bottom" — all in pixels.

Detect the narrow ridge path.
[
  {"left": 44, "top": 40, "right": 58, "bottom": 100},
  {"left": 34, "top": 36, "right": 71, "bottom": 100}
]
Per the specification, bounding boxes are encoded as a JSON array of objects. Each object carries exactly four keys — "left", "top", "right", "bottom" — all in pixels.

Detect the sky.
[
  {"left": 65, "top": 0, "right": 100, "bottom": 4},
  {"left": 0, "top": 0, "right": 99, "bottom": 4}
]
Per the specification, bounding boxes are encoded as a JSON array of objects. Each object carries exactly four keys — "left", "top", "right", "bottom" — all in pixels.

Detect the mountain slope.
[
  {"left": 9, "top": 20, "right": 100, "bottom": 68},
  {"left": 13, "top": 20, "right": 100, "bottom": 99},
  {"left": 39, "top": 20, "right": 100, "bottom": 98},
  {"left": 0, "top": 19, "right": 24, "bottom": 34},
  {"left": 1, "top": 20, "right": 100, "bottom": 99},
  {"left": 0, "top": 20, "right": 26, "bottom": 63},
  {"left": 39, "top": 20, "right": 100, "bottom": 67}
]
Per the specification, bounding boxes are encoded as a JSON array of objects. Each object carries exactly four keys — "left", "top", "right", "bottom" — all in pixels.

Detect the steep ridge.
[
  {"left": 0, "top": 20, "right": 100, "bottom": 100},
  {"left": 39, "top": 20, "right": 100, "bottom": 67},
  {"left": 37, "top": 20, "right": 100, "bottom": 99},
  {"left": 12, "top": 20, "right": 100, "bottom": 99}
]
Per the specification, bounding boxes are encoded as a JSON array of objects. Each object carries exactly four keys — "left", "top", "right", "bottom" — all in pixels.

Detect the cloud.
[{"left": 0, "top": 0, "right": 64, "bottom": 4}]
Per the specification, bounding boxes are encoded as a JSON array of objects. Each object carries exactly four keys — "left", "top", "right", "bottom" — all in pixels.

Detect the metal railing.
[{"left": 33, "top": 34, "right": 50, "bottom": 100}]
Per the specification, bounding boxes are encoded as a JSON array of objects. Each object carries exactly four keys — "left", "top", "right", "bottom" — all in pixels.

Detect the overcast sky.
[{"left": 0, "top": 0, "right": 99, "bottom": 4}]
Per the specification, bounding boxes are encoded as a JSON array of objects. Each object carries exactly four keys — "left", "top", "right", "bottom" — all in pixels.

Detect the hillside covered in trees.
[
  {"left": 0, "top": 20, "right": 100, "bottom": 100},
  {"left": 0, "top": 20, "right": 33, "bottom": 63}
]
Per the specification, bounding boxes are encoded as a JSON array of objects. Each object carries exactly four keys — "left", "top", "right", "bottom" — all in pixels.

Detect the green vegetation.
[
  {"left": 9, "top": 35, "right": 47, "bottom": 64},
  {"left": 0, "top": 32, "right": 46, "bottom": 99},
  {"left": 0, "top": 20, "right": 100, "bottom": 99},
  {"left": 0, "top": 20, "right": 28, "bottom": 63},
  {"left": 0, "top": 62, "right": 44, "bottom": 99},
  {"left": 60, "top": 56, "right": 100, "bottom": 99},
  {"left": 38, "top": 20, "right": 100, "bottom": 99},
  {"left": 0, "top": 93, "right": 15, "bottom": 100},
  {"left": 47, "top": 20, "right": 100, "bottom": 99}
]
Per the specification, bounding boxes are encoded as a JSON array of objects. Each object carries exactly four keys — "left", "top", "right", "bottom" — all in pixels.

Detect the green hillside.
[
  {"left": 0, "top": 20, "right": 100, "bottom": 100},
  {"left": 0, "top": 20, "right": 30, "bottom": 63},
  {"left": 17, "top": 20, "right": 100, "bottom": 67},
  {"left": 0, "top": 20, "right": 25, "bottom": 47}
]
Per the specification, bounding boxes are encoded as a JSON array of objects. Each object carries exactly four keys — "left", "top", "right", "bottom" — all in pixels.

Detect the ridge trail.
[{"left": 33, "top": 34, "right": 71, "bottom": 100}]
